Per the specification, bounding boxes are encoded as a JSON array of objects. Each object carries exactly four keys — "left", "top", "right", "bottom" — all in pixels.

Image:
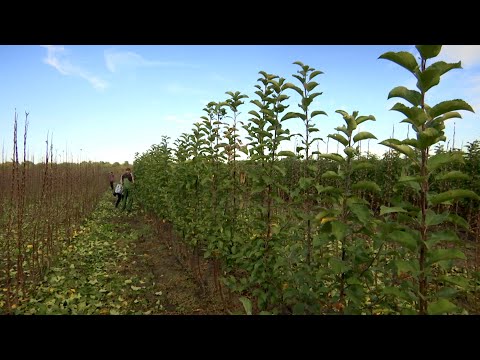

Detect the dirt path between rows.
[{"left": 115, "top": 212, "right": 232, "bottom": 315}]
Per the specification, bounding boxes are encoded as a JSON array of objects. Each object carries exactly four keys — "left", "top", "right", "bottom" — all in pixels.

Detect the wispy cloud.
[
  {"left": 104, "top": 49, "right": 198, "bottom": 73},
  {"left": 461, "top": 74, "right": 480, "bottom": 112},
  {"left": 40, "top": 45, "right": 108, "bottom": 91},
  {"left": 441, "top": 45, "right": 480, "bottom": 68}
]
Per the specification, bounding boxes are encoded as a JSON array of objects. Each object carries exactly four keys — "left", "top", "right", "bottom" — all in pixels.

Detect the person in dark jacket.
[{"left": 120, "top": 168, "right": 135, "bottom": 212}]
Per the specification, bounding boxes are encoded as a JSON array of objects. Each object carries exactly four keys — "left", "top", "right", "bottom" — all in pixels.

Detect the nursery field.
[
  {"left": 2, "top": 45, "right": 479, "bottom": 315},
  {"left": 1, "top": 192, "right": 228, "bottom": 315}
]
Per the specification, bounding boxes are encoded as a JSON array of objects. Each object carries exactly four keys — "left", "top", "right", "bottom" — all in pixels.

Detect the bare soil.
[{"left": 114, "top": 210, "right": 242, "bottom": 315}]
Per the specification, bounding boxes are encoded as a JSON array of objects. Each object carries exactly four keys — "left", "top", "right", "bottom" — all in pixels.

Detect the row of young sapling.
[
  {"left": 0, "top": 112, "right": 110, "bottom": 313},
  {"left": 134, "top": 45, "right": 480, "bottom": 314}
]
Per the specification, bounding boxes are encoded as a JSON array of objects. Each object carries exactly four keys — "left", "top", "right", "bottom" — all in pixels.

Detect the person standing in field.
[
  {"left": 120, "top": 167, "right": 135, "bottom": 212},
  {"left": 114, "top": 181, "right": 123, "bottom": 208},
  {"left": 108, "top": 171, "right": 115, "bottom": 191}
]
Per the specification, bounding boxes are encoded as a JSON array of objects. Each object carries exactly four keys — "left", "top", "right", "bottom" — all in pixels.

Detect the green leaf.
[
  {"left": 430, "top": 189, "right": 480, "bottom": 205},
  {"left": 432, "top": 111, "right": 462, "bottom": 124},
  {"left": 273, "top": 164, "right": 287, "bottom": 177},
  {"left": 398, "top": 175, "right": 425, "bottom": 183},
  {"left": 446, "top": 213, "right": 469, "bottom": 229},
  {"left": 346, "top": 277, "right": 362, "bottom": 286},
  {"left": 427, "top": 248, "right": 466, "bottom": 266},
  {"left": 352, "top": 161, "right": 375, "bottom": 171},
  {"left": 283, "top": 82, "right": 303, "bottom": 96},
  {"left": 402, "top": 138, "right": 420, "bottom": 148},
  {"left": 305, "top": 81, "right": 319, "bottom": 92},
  {"left": 277, "top": 151, "right": 296, "bottom": 157},
  {"left": 428, "top": 151, "right": 464, "bottom": 172},
  {"left": 321, "top": 170, "right": 343, "bottom": 179},
  {"left": 248, "top": 110, "right": 262, "bottom": 118},
  {"left": 418, "top": 127, "right": 441, "bottom": 149},
  {"left": 356, "top": 115, "right": 376, "bottom": 125},
  {"left": 299, "top": 176, "right": 313, "bottom": 189},
  {"left": 390, "top": 103, "right": 427, "bottom": 127},
  {"left": 387, "top": 86, "right": 422, "bottom": 107},
  {"left": 380, "top": 139, "right": 417, "bottom": 161},
  {"left": 344, "top": 146, "right": 356, "bottom": 158},
  {"left": 319, "top": 153, "right": 345, "bottom": 163},
  {"left": 416, "top": 67, "right": 441, "bottom": 93},
  {"left": 328, "top": 133, "right": 348, "bottom": 147},
  {"left": 330, "top": 258, "right": 349, "bottom": 274},
  {"left": 416, "top": 45, "right": 442, "bottom": 60},
  {"left": 308, "top": 92, "right": 322, "bottom": 101},
  {"left": 311, "top": 110, "right": 327, "bottom": 118},
  {"left": 335, "top": 125, "right": 349, "bottom": 136},
  {"left": 316, "top": 185, "right": 341, "bottom": 195},
  {"left": 382, "top": 286, "right": 404, "bottom": 298},
  {"left": 335, "top": 109, "right": 349, "bottom": 118},
  {"left": 427, "top": 298, "right": 457, "bottom": 315},
  {"left": 438, "top": 275, "right": 469, "bottom": 289},
  {"left": 353, "top": 131, "right": 377, "bottom": 143},
  {"left": 348, "top": 203, "right": 371, "bottom": 225},
  {"left": 380, "top": 206, "right": 407, "bottom": 215},
  {"left": 379, "top": 51, "right": 419, "bottom": 74},
  {"left": 239, "top": 297, "right": 252, "bottom": 315},
  {"left": 345, "top": 115, "right": 357, "bottom": 131},
  {"left": 332, "top": 221, "right": 348, "bottom": 242},
  {"left": 428, "top": 99, "right": 474, "bottom": 119},
  {"left": 292, "top": 303, "right": 305, "bottom": 315},
  {"left": 427, "top": 61, "right": 462, "bottom": 78},
  {"left": 436, "top": 287, "right": 458, "bottom": 298},
  {"left": 427, "top": 230, "right": 460, "bottom": 248},
  {"left": 309, "top": 70, "right": 323, "bottom": 80},
  {"left": 425, "top": 209, "right": 449, "bottom": 226},
  {"left": 395, "top": 260, "right": 418, "bottom": 275},
  {"left": 352, "top": 181, "right": 381, "bottom": 193},
  {"left": 281, "top": 112, "right": 301, "bottom": 122},
  {"left": 388, "top": 230, "right": 418, "bottom": 251},
  {"left": 434, "top": 171, "right": 469, "bottom": 182}
]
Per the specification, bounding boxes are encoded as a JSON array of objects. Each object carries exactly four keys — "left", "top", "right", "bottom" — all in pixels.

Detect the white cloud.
[
  {"left": 41, "top": 45, "right": 108, "bottom": 91},
  {"left": 104, "top": 48, "right": 198, "bottom": 73},
  {"left": 441, "top": 45, "right": 480, "bottom": 68}
]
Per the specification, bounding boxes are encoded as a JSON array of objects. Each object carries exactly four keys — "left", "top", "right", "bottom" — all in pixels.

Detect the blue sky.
[{"left": 1, "top": 45, "right": 479, "bottom": 164}]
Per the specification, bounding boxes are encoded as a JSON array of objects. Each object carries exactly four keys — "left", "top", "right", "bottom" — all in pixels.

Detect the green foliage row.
[{"left": 134, "top": 46, "right": 478, "bottom": 314}]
